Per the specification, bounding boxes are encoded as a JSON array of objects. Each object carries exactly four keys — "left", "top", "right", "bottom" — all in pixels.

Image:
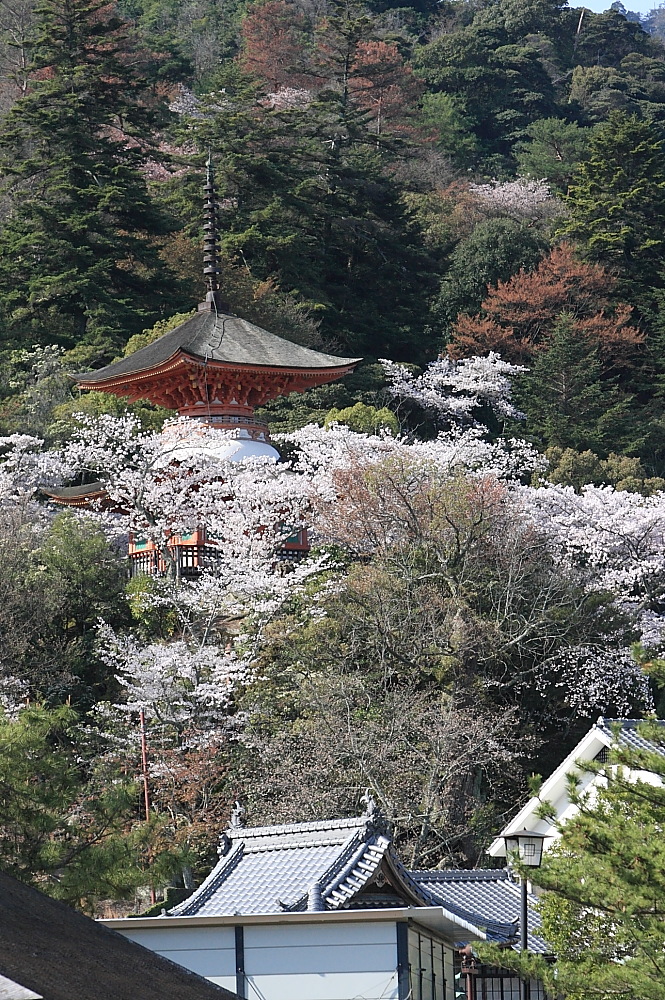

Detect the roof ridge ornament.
[
  {"left": 361, "top": 788, "right": 380, "bottom": 825},
  {"left": 230, "top": 800, "right": 245, "bottom": 830}
]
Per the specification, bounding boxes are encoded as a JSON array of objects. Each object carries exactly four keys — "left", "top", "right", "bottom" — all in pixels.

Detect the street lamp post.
[{"left": 503, "top": 829, "right": 546, "bottom": 1000}]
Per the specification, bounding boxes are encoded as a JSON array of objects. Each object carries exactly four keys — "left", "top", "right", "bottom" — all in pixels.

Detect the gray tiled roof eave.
[
  {"left": 412, "top": 869, "right": 548, "bottom": 955},
  {"left": 75, "top": 312, "right": 361, "bottom": 384},
  {"left": 597, "top": 718, "right": 665, "bottom": 756}
]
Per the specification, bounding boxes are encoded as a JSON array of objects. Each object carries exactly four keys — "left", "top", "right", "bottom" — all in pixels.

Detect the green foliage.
[
  {"left": 481, "top": 722, "right": 665, "bottom": 1000},
  {"left": 177, "top": 83, "right": 437, "bottom": 357},
  {"left": 516, "top": 117, "right": 590, "bottom": 190},
  {"left": 574, "top": 9, "right": 659, "bottom": 69},
  {"left": 126, "top": 575, "right": 180, "bottom": 639},
  {"left": 257, "top": 363, "right": 388, "bottom": 433},
  {"left": 0, "top": 337, "right": 173, "bottom": 441},
  {"left": 561, "top": 111, "right": 665, "bottom": 302},
  {"left": 50, "top": 391, "right": 172, "bottom": 439},
  {"left": 324, "top": 401, "right": 398, "bottom": 434},
  {"left": 543, "top": 446, "right": 665, "bottom": 494},
  {"left": 30, "top": 512, "right": 131, "bottom": 705},
  {"left": 122, "top": 312, "right": 196, "bottom": 358},
  {"left": 419, "top": 91, "right": 478, "bottom": 166},
  {"left": 435, "top": 219, "right": 548, "bottom": 331},
  {"left": 0, "top": 705, "right": 178, "bottom": 907},
  {"left": 0, "top": 511, "right": 130, "bottom": 708},
  {"left": 414, "top": 30, "right": 559, "bottom": 170},
  {"left": 0, "top": 345, "right": 73, "bottom": 438},
  {"left": 0, "top": 0, "right": 188, "bottom": 351},
  {"left": 518, "top": 313, "right": 633, "bottom": 453}
]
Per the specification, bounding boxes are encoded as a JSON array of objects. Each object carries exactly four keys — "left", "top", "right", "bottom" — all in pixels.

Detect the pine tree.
[
  {"left": 239, "top": 0, "right": 319, "bottom": 91},
  {"left": 348, "top": 40, "right": 422, "bottom": 137},
  {"left": 191, "top": 78, "right": 434, "bottom": 357},
  {"left": 519, "top": 312, "right": 632, "bottom": 453},
  {"left": 561, "top": 111, "right": 665, "bottom": 303},
  {"left": 0, "top": 0, "right": 184, "bottom": 351},
  {"left": 0, "top": 705, "right": 177, "bottom": 907},
  {"left": 516, "top": 117, "right": 590, "bottom": 190},
  {"left": 482, "top": 721, "right": 665, "bottom": 1000}
]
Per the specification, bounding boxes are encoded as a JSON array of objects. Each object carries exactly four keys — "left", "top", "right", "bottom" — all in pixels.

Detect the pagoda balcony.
[{"left": 185, "top": 411, "right": 271, "bottom": 440}]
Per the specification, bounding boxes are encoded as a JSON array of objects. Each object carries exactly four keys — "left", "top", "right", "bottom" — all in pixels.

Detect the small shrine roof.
[
  {"left": 40, "top": 483, "right": 105, "bottom": 501},
  {"left": 76, "top": 311, "right": 360, "bottom": 385}
]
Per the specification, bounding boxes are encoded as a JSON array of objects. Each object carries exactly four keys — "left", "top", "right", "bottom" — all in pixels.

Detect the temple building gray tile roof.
[
  {"left": 76, "top": 311, "right": 360, "bottom": 384},
  {"left": 170, "top": 807, "right": 430, "bottom": 918},
  {"left": 596, "top": 718, "right": 665, "bottom": 756},
  {"left": 411, "top": 869, "right": 545, "bottom": 954},
  {"left": 168, "top": 801, "right": 543, "bottom": 952}
]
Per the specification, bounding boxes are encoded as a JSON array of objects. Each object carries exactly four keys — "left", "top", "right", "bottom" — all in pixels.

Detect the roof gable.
[{"left": 488, "top": 718, "right": 665, "bottom": 857}]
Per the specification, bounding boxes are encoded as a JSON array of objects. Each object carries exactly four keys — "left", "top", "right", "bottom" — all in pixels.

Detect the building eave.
[
  {"left": 101, "top": 905, "right": 489, "bottom": 943},
  {"left": 75, "top": 351, "right": 360, "bottom": 393}
]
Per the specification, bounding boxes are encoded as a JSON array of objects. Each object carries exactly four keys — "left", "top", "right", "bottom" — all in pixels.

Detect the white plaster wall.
[
  {"left": 244, "top": 922, "right": 399, "bottom": 1000},
  {"left": 120, "top": 924, "right": 236, "bottom": 992},
  {"left": 118, "top": 920, "right": 399, "bottom": 1000}
]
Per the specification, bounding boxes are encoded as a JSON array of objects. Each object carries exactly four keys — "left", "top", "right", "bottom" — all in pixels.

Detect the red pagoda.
[
  {"left": 45, "top": 156, "right": 361, "bottom": 575},
  {"left": 75, "top": 156, "right": 359, "bottom": 453}
]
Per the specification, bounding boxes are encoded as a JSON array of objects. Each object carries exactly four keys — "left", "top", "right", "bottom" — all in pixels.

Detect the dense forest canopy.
[{"left": 1, "top": 0, "right": 665, "bottom": 923}]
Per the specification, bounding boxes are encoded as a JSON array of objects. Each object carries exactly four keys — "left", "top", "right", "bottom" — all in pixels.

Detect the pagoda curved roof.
[{"left": 76, "top": 310, "right": 361, "bottom": 384}]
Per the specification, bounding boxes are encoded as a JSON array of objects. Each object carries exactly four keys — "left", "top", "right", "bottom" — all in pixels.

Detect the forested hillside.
[
  {"left": 2, "top": 0, "right": 665, "bottom": 466},
  {"left": 3, "top": 0, "right": 665, "bottom": 913}
]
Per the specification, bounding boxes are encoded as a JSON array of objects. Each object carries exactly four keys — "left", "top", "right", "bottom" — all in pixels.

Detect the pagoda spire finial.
[{"left": 200, "top": 150, "right": 226, "bottom": 312}]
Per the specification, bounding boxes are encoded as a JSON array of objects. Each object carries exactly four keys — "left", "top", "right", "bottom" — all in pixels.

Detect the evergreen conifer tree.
[
  {"left": 520, "top": 312, "right": 631, "bottom": 452},
  {"left": 561, "top": 111, "right": 665, "bottom": 305},
  {"left": 482, "top": 722, "right": 665, "bottom": 1000},
  {"left": 191, "top": 75, "right": 434, "bottom": 357},
  {"left": 0, "top": 0, "right": 184, "bottom": 351},
  {"left": 0, "top": 704, "right": 177, "bottom": 905}
]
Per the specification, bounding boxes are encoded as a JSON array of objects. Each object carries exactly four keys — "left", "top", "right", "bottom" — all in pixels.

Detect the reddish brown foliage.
[
  {"left": 149, "top": 735, "right": 232, "bottom": 857},
  {"left": 349, "top": 41, "right": 422, "bottom": 134},
  {"left": 449, "top": 244, "right": 644, "bottom": 368},
  {"left": 240, "top": 0, "right": 321, "bottom": 90}
]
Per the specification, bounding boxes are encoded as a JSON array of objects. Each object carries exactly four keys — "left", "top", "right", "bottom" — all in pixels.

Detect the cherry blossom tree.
[
  {"left": 469, "top": 177, "right": 563, "bottom": 223},
  {"left": 96, "top": 627, "right": 247, "bottom": 735},
  {"left": 381, "top": 353, "right": 527, "bottom": 425},
  {"left": 0, "top": 381, "right": 662, "bottom": 886},
  {"left": 1, "top": 393, "right": 662, "bottom": 861},
  {"left": 278, "top": 421, "right": 660, "bottom": 719},
  {"left": 49, "top": 416, "right": 330, "bottom": 731}
]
